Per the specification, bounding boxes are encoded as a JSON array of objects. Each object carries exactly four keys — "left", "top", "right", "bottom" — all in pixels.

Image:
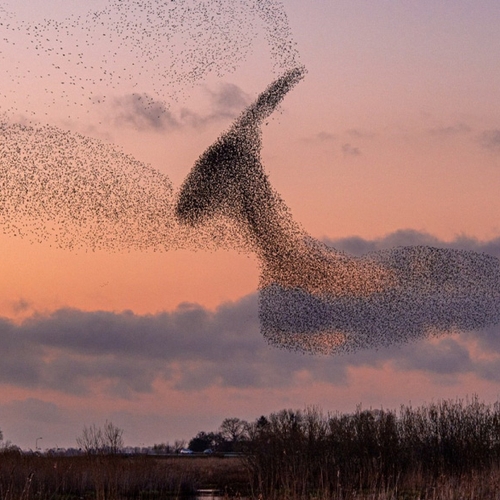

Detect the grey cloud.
[
  {"left": 1, "top": 294, "right": 499, "bottom": 396},
  {"left": 304, "top": 129, "right": 374, "bottom": 146},
  {"left": 478, "top": 129, "right": 500, "bottom": 151},
  {"left": 428, "top": 123, "right": 471, "bottom": 137},
  {"left": 326, "top": 236, "right": 378, "bottom": 256},
  {"left": 0, "top": 294, "right": 297, "bottom": 395},
  {"left": 207, "top": 83, "right": 251, "bottom": 119},
  {"left": 0, "top": 318, "right": 42, "bottom": 387},
  {"left": 346, "top": 129, "right": 375, "bottom": 139},
  {"left": 475, "top": 358, "right": 500, "bottom": 382},
  {"left": 324, "top": 229, "right": 500, "bottom": 259},
  {"left": 112, "top": 94, "right": 180, "bottom": 131},
  {"left": 2, "top": 398, "right": 63, "bottom": 425},
  {"left": 42, "top": 354, "right": 163, "bottom": 397},
  {"left": 0, "top": 292, "right": 351, "bottom": 395},
  {"left": 12, "top": 298, "right": 32, "bottom": 313},
  {"left": 315, "top": 131, "right": 336, "bottom": 142},
  {"left": 394, "top": 337, "right": 473, "bottom": 375},
  {"left": 388, "top": 334, "right": 500, "bottom": 384},
  {"left": 2, "top": 230, "right": 500, "bottom": 395},
  {"left": 341, "top": 143, "right": 361, "bottom": 156},
  {"left": 107, "top": 82, "right": 252, "bottom": 134},
  {"left": 181, "top": 83, "right": 251, "bottom": 128},
  {"left": 301, "top": 131, "right": 336, "bottom": 145},
  {"left": 465, "top": 323, "right": 500, "bottom": 357},
  {"left": 303, "top": 129, "right": 375, "bottom": 151}
]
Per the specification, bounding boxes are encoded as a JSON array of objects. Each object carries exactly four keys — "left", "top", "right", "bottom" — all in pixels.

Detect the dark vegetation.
[
  {"left": 3, "top": 397, "right": 500, "bottom": 499},
  {"left": 0, "top": 453, "right": 246, "bottom": 500},
  {"left": 243, "top": 397, "right": 500, "bottom": 499}
]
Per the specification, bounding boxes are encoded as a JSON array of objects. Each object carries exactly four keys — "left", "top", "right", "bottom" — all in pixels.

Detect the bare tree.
[
  {"left": 77, "top": 421, "right": 124, "bottom": 455},
  {"left": 103, "top": 420, "right": 124, "bottom": 454},
  {"left": 219, "top": 418, "right": 248, "bottom": 443},
  {"left": 76, "top": 423, "right": 103, "bottom": 454},
  {"left": 174, "top": 439, "right": 186, "bottom": 452}
]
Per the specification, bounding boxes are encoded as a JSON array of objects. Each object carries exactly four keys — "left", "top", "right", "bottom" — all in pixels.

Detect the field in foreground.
[
  {"left": 3, "top": 397, "right": 500, "bottom": 499},
  {"left": 0, "top": 454, "right": 247, "bottom": 499},
  {"left": 1, "top": 452, "right": 500, "bottom": 499}
]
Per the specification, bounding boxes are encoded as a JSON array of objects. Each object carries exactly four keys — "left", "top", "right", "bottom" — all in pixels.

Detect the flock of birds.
[
  {"left": 1, "top": 0, "right": 300, "bottom": 122},
  {"left": 0, "top": 119, "right": 176, "bottom": 251},
  {"left": 2, "top": 0, "right": 500, "bottom": 354},
  {"left": 176, "top": 68, "right": 500, "bottom": 354},
  {"left": 0, "top": 0, "right": 299, "bottom": 252}
]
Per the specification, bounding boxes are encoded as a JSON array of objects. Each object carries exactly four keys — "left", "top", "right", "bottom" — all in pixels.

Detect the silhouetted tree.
[
  {"left": 174, "top": 439, "right": 186, "bottom": 452},
  {"left": 76, "top": 424, "right": 103, "bottom": 454},
  {"left": 219, "top": 417, "right": 249, "bottom": 451},
  {"left": 188, "top": 431, "right": 219, "bottom": 452},
  {"left": 76, "top": 421, "right": 124, "bottom": 454},
  {"left": 219, "top": 418, "right": 245, "bottom": 441},
  {"left": 103, "top": 421, "right": 124, "bottom": 454}
]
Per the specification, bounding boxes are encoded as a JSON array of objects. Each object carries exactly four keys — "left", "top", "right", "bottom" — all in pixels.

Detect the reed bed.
[
  {"left": 2, "top": 397, "right": 500, "bottom": 499},
  {"left": 0, "top": 454, "right": 246, "bottom": 500}
]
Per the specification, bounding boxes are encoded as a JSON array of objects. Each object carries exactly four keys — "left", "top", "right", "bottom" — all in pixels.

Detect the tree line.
[
  {"left": 155, "top": 395, "right": 500, "bottom": 497},
  {"left": 240, "top": 397, "right": 500, "bottom": 498},
  {"left": 169, "top": 396, "right": 500, "bottom": 497}
]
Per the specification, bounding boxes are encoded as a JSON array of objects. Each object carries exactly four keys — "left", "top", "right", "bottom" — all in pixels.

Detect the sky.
[{"left": 1, "top": 0, "right": 500, "bottom": 451}]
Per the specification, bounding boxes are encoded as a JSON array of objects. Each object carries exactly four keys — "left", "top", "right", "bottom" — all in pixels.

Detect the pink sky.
[{"left": 1, "top": 0, "right": 500, "bottom": 450}]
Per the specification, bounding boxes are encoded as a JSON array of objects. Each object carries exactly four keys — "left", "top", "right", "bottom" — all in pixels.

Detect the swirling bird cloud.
[{"left": 1, "top": 0, "right": 499, "bottom": 355}]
